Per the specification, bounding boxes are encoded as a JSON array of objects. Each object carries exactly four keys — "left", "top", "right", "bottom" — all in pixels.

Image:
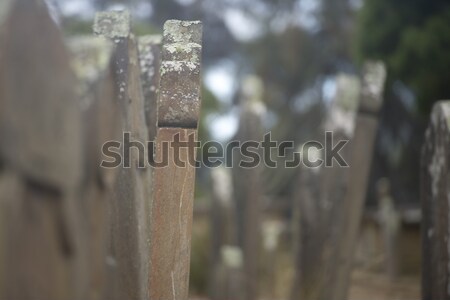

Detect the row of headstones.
[
  {"left": 212, "top": 59, "right": 450, "bottom": 300},
  {"left": 0, "top": 1, "right": 201, "bottom": 300},
  {"left": 209, "top": 62, "right": 387, "bottom": 300}
]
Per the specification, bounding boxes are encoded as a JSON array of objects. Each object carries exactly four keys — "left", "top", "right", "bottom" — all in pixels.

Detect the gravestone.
[
  {"left": 149, "top": 20, "right": 202, "bottom": 300},
  {"left": 421, "top": 100, "right": 450, "bottom": 300}
]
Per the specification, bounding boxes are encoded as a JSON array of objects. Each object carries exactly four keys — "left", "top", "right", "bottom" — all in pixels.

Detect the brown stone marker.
[
  {"left": 149, "top": 20, "right": 202, "bottom": 300},
  {"left": 421, "top": 101, "right": 450, "bottom": 300},
  {"left": 94, "top": 11, "right": 152, "bottom": 300}
]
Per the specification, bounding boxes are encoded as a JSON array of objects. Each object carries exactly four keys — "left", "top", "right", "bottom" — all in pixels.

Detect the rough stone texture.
[
  {"left": 93, "top": 11, "right": 131, "bottom": 39},
  {"left": 158, "top": 20, "right": 202, "bottom": 128},
  {"left": 163, "top": 20, "right": 202, "bottom": 44},
  {"left": 138, "top": 35, "right": 162, "bottom": 141},
  {"left": 94, "top": 10, "right": 151, "bottom": 300},
  {"left": 149, "top": 19, "right": 202, "bottom": 300},
  {"left": 421, "top": 101, "right": 450, "bottom": 300}
]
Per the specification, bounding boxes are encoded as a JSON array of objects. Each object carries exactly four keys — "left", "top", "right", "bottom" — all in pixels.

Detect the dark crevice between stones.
[{"left": 24, "top": 176, "right": 74, "bottom": 257}]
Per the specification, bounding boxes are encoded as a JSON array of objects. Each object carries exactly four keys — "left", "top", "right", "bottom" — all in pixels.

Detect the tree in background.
[
  {"left": 355, "top": 0, "right": 450, "bottom": 113},
  {"left": 354, "top": 0, "right": 450, "bottom": 206}
]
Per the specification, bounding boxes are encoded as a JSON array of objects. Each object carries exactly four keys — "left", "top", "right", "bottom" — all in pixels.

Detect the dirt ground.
[
  {"left": 348, "top": 270, "right": 420, "bottom": 300},
  {"left": 190, "top": 270, "right": 421, "bottom": 300}
]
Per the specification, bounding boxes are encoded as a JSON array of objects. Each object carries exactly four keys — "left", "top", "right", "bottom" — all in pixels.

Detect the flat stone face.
[{"left": 93, "top": 11, "right": 131, "bottom": 39}]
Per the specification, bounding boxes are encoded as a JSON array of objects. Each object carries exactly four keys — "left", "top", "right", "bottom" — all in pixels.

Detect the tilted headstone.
[
  {"left": 291, "top": 74, "right": 361, "bottom": 300},
  {"left": 421, "top": 100, "right": 450, "bottom": 300},
  {"left": 94, "top": 10, "right": 152, "bottom": 300},
  {"left": 331, "top": 62, "right": 386, "bottom": 300},
  {"left": 292, "top": 62, "right": 386, "bottom": 300}
]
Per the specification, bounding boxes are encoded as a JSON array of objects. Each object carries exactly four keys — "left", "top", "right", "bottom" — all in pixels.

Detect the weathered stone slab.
[
  {"left": 93, "top": 10, "right": 151, "bottom": 300},
  {"left": 93, "top": 11, "right": 131, "bottom": 39},
  {"left": 157, "top": 20, "right": 202, "bottom": 129},
  {"left": 138, "top": 35, "right": 162, "bottom": 141},
  {"left": 421, "top": 100, "right": 450, "bottom": 300},
  {"left": 163, "top": 20, "right": 202, "bottom": 44}
]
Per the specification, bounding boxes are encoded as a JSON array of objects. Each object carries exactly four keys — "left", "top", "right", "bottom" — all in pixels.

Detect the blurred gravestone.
[
  {"left": 210, "top": 167, "right": 245, "bottom": 300},
  {"left": 94, "top": 11, "right": 152, "bottom": 300},
  {"left": 232, "top": 75, "right": 266, "bottom": 300},
  {"left": 421, "top": 101, "right": 450, "bottom": 300},
  {"left": 292, "top": 62, "right": 386, "bottom": 300}
]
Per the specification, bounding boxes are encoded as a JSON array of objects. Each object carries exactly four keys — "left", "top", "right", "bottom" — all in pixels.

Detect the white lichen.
[{"left": 93, "top": 10, "right": 131, "bottom": 39}]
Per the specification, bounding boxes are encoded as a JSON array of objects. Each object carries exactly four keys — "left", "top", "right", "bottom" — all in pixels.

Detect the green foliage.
[{"left": 355, "top": 0, "right": 450, "bottom": 113}]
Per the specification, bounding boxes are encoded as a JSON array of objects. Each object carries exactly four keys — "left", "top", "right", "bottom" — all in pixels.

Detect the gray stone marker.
[
  {"left": 232, "top": 75, "right": 266, "bottom": 300},
  {"left": 332, "top": 62, "right": 386, "bottom": 300},
  {"left": 94, "top": 10, "right": 152, "bottom": 300},
  {"left": 138, "top": 35, "right": 162, "bottom": 142},
  {"left": 421, "top": 100, "right": 450, "bottom": 300}
]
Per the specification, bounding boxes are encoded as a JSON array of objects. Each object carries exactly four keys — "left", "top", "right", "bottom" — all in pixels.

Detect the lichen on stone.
[
  {"left": 93, "top": 10, "right": 131, "bottom": 39},
  {"left": 160, "top": 61, "right": 199, "bottom": 76},
  {"left": 163, "top": 20, "right": 202, "bottom": 44},
  {"left": 360, "top": 61, "right": 387, "bottom": 112},
  {"left": 68, "top": 36, "right": 113, "bottom": 108}
]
